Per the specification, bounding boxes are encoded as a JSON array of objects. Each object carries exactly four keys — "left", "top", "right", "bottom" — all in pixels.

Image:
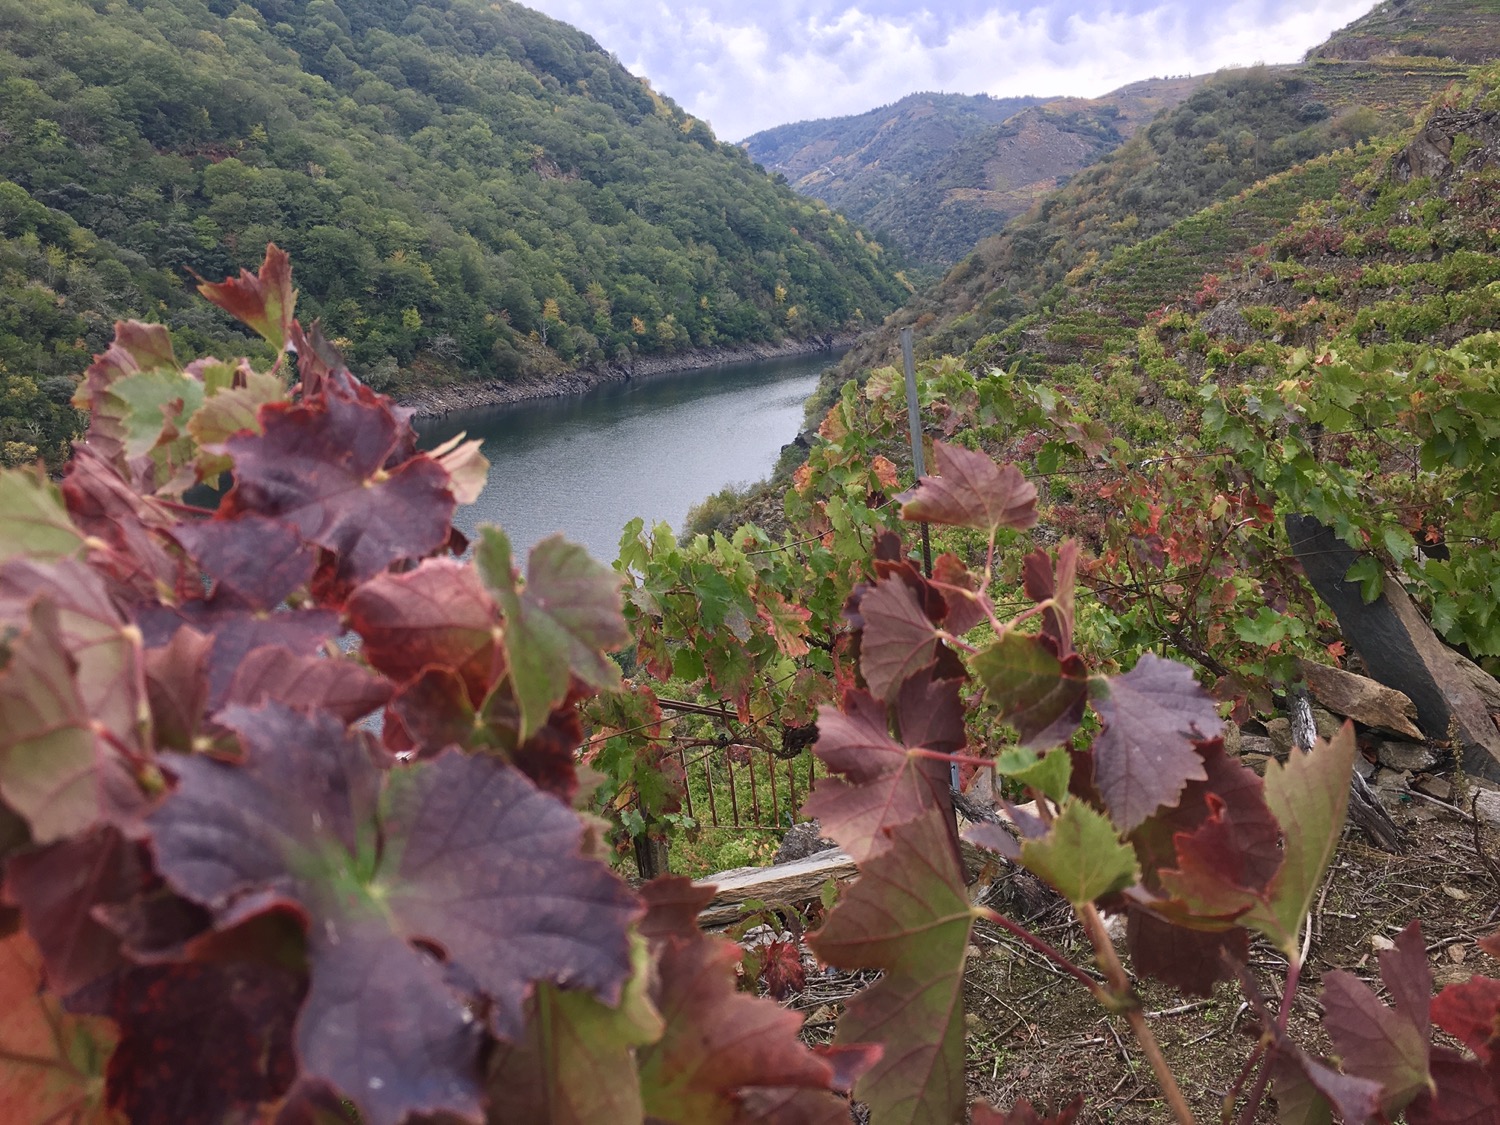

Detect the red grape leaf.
[
  {"left": 346, "top": 558, "right": 502, "bottom": 705},
  {"left": 757, "top": 589, "right": 813, "bottom": 658},
  {"left": 485, "top": 935, "right": 660, "bottom": 1125},
  {"left": 1129, "top": 737, "right": 1272, "bottom": 890},
  {"left": 1480, "top": 930, "right": 1500, "bottom": 961},
  {"left": 1089, "top": 654, "right": 1217, "bottom": 832},
  {"left": 73, "top": 320, "right": 180, "bottom": 471},
  {"left": 1124, "top": 909, "right": 1249, "bottom": 999},
  {"left": 760, "top": 938, "right": 808, "bottom": 1001},
  {"left": 196, "top": 243, "right": 297, "bottom": 350},
  {"left": 0, "top": 598, "right": 144, "bottom": 843},
  {"left": 931, "top": 552, "right": 986, "bottom": 635},
  {"left": 811, "top": 808, "right": 972, "bottom": 1125},
  {"left": 143, "top": 625, "right": 213, "bottom": 752},
  {"left": 219, "top": 378, "right": 455, "bottom": 590},
  {"left": 973, "top": 632, "right": 1087, "bottom": 749},
  {"left": 478, "top": 528, "right": 627, "bottom": 741},
  {"left": 1407, "top": 1048, "right": 1500, "bottom": 1124},
  {"left": 1242, "top": 724, "right": 1357, "bottom": 956},
  {"left": 138, "top": 602, "right": 339, "bottom": 709},
  {"left": 972, "top": 1095, "right": 1084, "bottom": 1124},
  {"left": 61, "top": 448, "right": 187, "bottom": 602},
  {"left": 171, "top": 516, "right": 316, "bottom": 611},
  {"left": 856, "top": 574, "right": 942, "bottom": 702},
  {"left": 0, "top": 929, "right": 119, "bottom": 1124},
  {"left": 1431, "top": 976, "right": 1500, "bottom": 1065},
  {"left": 3, "top": 827, "right": 146, "bottom": 998},
  {"left": 224, "top": 646, "right": 391, "bottom": 727},
  {"left": 1019, "top": 798, "right": 1139, "bottom": 907},
  {"left": 0, "top": 466, "right": 85, "bottom": 565},
  {"left": 147, "top": 703, "right": 640, "bottom": 1123},
  {"left": 636, "top": 877, "right": 863, "bottom": 1123},
  {"left": 388, "top": 667, "right": 476, "bottom": 755},
  {"left": 99, "top": 960, "right": 302, "bottom": 1124},
  {"left": 896, "top": 441, "right": 1038, "bottom": 535},
  {"left": 804, "top": 688, "right": 955, "bottom": 864},
  {"left": 1156, "top": 786, "right": 1283, "bottom": 921},
  {"left": 1321, "top": 921, "right": 1432, "bottom": 1116},
  {"left": 1021, "top": 540, "right": 1079, "bottom": 656}
]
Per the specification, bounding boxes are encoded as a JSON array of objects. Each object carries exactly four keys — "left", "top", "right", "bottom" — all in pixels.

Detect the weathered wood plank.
[{"left": 695, "top": 849, "right": 856, "bottom": 927}]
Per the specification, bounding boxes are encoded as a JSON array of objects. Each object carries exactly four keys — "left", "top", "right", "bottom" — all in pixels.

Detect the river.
[{"left": 414, "top": 351, "right": 837, "bottom": 565}]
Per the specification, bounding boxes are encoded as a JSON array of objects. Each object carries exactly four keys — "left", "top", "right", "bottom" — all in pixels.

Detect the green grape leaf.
[
  {"left": 896, "top": 441, "right": 1037, "bottom": 535},
  {"left": 196, "top": 243, "right": 297, "bottom": 350},
  {"left": 811, "top": 808, "right": 973, "bottom": 1125},
  {"left": 486, "top": 934, "right": 661, "bottom": 1125},
  {"left": 0, "top": 929, "right": 119, "bottom": 1124},
  {"left": 1001, "top": 746, "right": 1072, "bottom": 804},
  {"left": 1089, "top": 654, "right": 1218, "bottom": 833},
  {"left": 186, "top": 365, "right": 285, "bottom": 484},
  {"left": 1243, "top": 724, "right": 1356, "bottom": 955},
  {"left": 147, "top": 704, "right": 641, "bottom": 1125},
  {"left": 478, "top": 528, "right": 627, "bottom": 741},
  {"left": 636, "top": 878, "right": 866, "bottom": 1123},
  {"left": 973, "top": 632, "right": 1087, "bottom": 749},
  {"left": 0, "top": 467, "right": 84, "bottom": 565},
  {"left": 1019, "top": 798, "right": 1139, "bottom": 907}
]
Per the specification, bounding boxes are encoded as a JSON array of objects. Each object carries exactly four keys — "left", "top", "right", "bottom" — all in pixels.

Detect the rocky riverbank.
[{"left": 398, "top": 332, "right": 857, "bottom": 418}]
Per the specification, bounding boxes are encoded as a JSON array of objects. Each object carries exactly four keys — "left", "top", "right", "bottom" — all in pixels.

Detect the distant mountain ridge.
[{"left": 743, "top": 77, "right": 1206, "bottom": 269}]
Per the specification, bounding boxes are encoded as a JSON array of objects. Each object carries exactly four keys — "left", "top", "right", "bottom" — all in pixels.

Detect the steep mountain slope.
[
  {"left": 1312, "top": 0, "right": 1500, "bottom": 62},
  {"left": 743, "top": 78, "right": 1203, "bottom": 269},
  {"left": 0, "top": 0, "right": 905, "bottom": 465},
  {"left": 829, "top": 47, "right": 1475, "bottom": 384}
]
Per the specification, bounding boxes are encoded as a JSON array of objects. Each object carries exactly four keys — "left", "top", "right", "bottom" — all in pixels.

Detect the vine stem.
[
  {"left": 1078, "top": 902, "right": 1199, "bottom": 1125},
  {"left": 972, "top": 907, "right": 1105, "bottom": 997}
]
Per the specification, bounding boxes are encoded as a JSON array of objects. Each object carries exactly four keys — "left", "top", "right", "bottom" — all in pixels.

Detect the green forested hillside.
[{"left": 0, "top": 0, "right": 904, "bottom": 465}]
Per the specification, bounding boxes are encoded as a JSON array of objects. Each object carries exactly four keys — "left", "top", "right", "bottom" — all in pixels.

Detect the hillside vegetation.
[
  {"left": 744, "top": 78, "right": 1203, "bottom": 270},
  {"left": 0, "top": 0, "right": 904, "bottom": 466}
]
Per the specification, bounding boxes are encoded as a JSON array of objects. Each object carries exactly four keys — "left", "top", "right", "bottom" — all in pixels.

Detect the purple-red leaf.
[
  {"left": 1270, "top": 1041, "right": 1384, "bottom": 1125},
  {"left": 637, "top": 878, "right": 865, "bottom": 1123},
  {"left": 1125, "top": 909, "right": 1249, "bottom": 999},
  {"left": 1089, "top": 654, "right": 1218, "bottom": 832},
  {"left": 223, "top": 646, "right": 391, "bottom": 726},
  {"left": 1022, "top": 540, "right": 1079, "bottom": 656},
  {"left": 220, "top": 380, "right": 454, "bottom": 591},
  {"left": 856, "top": 575, "right": 943, "bottom": 702},
  {"left": 346, "top": 558, "right": 502, "bottom": 705},
  {"left": 1407, "top": 1048, "right": 1500, "bottom": 1124},
  {"left": 811, "top": 809, "right": 973, "bottom": 1124},
  {"left": 100, "top": 960, "right": 302, "bottom": 1124},
  {"left": 147, "top": 704, "right": 640, "bottom": 1124},
  {"left": 896, "top": 441, "right": 1038, "bottom": 535},
  {"left": 171, "top": 516, "right": 316, "bottom": 611},
  {"left": 1431, "top": 975, "right": 1500, "bottom": 1066},
  {"left": 804, "top": 689, "right": 955, "bottom": 864},
  {"left": 1321, "top": 922, "right": 1433, "bottom": 1115}
]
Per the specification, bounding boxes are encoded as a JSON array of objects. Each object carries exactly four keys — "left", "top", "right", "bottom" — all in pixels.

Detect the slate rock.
[
  {"left": 1285, "top": 513, "right": 1500, "bottom": 782},
  {"left": 773, "top": 820, "right": 837, "bottom": 865},
  {"left": 1298, "top": 659, "right": 1424, "bottom": 740}
]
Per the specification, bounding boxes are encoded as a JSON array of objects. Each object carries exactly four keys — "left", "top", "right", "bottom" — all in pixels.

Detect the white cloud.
[{"left": 519, "top": 1, "right": 1377, "bottom": 141}]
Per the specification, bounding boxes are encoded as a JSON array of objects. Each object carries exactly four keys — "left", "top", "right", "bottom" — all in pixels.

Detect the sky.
[{"left": 519, "top": 0, "right": 1379, "bottom": 142}]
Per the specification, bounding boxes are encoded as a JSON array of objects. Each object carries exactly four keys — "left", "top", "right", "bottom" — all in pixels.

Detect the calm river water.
[{"left": 414, "top": 350, "right": 837, "bottom": 565}]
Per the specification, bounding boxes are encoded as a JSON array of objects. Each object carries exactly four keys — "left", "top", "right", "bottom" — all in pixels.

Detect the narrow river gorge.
[{"left": 414, "top": 350, "right": 839, "bottom": 565}]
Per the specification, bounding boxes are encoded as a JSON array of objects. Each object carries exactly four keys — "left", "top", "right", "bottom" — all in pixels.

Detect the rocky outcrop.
[{"left": 398, "top": 333, "right": 855, "bottom": 419}]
